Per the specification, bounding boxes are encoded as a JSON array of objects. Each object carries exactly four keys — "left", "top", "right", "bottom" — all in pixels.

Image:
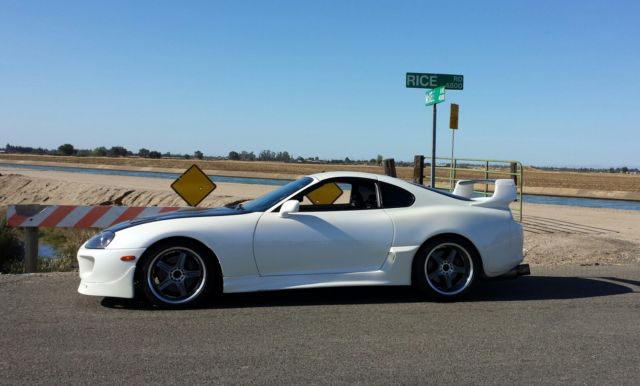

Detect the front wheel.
[
  {"left": 413, "top": 238, "right": 479, "bottom": 299},
  {"left": 139, "top": 240, "right": 215, "bottom": 307}
]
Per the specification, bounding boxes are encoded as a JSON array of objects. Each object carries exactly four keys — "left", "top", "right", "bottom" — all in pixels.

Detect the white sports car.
[{"left": 77, "top": 171, "right": 526, "bottom": 307}]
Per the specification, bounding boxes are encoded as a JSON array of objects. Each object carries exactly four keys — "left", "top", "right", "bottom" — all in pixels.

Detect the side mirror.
[{"left": 279, "top": 200, "right": 300, "bottom": 217}]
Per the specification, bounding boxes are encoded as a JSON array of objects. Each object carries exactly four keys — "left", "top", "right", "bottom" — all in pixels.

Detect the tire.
[
  {"left": 139, "top": 240, "right": 217, "bottom": 308},
  {"left": 413, "top": 237, "right": 479, "bottom": 300}
]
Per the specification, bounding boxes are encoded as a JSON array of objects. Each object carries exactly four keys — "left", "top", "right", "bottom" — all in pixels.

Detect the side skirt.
[{"left": 223, "top": 245, "right": 419, "bottom": 293}]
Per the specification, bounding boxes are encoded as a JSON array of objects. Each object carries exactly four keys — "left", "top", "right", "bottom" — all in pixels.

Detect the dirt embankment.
[
  {"left": 0, "top": 170, "right": 273, "bottom": 208},
  {"left": 1, "top": 173, "right": 189, "bottom": 207}
]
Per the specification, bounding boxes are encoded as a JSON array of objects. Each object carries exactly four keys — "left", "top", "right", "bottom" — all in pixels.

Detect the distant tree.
[
  {"left": 376, "top": 154, "right": 383, "bottom": 166},
  {"left": 76, "top": 149, "right": 92, "bottom": 157},
  {"left": 183, "top": 154, "right": 192, "bottom": 160},
  {"left": 345, "top": 157, "right": 351, "bottom": 163},
  {"left": 108, "top": 146, "right": 128, "bottom": 157},
  {"left": 194, "top": 150, "right": 204, "bottom": 160},
  {"left": 239, "top": 151, "right": 256, "bottom": 161},
  {"left": 93, "top": 147, "right": 108, "bottom": 157},
  {"left": 276, "top": 151, "right": 291, "bottom": 162},
  {"left": 5, "top": 143, "right": 42, "bottom": 154},
  {"left": 58, "top": 143, "right": 75, "bottom": 156},
  {"left": 228, "top": 151, "right": 240, "bottom": 160},
  {"left": 259, "top": 150, "right": 276, "bottom": 161},
  {"left": 7, "top": 143, "right": 31, "bottom": 153},
  {"left": 622, "top": 166, "right": 629, "bottom": 174},
  {"left": 149, "top": 151, "right": 162, "bottom": 159},
  {"left": 138, "top": 148, "right": 150, "bottom": 158}
]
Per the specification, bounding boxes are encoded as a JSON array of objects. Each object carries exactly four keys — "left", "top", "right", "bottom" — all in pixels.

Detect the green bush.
[{"left": 0, "top": 216, "right": 24, "bottom": 273}]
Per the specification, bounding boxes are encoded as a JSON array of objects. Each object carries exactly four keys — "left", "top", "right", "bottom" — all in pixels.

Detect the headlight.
[{"left": 85, "top": 231, "right": 115, "bottom": 249}]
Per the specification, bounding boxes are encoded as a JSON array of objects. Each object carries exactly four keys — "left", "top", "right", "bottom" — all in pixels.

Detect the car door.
[{"left": 253, "top": 178, "right": 394, "bottom": 276}]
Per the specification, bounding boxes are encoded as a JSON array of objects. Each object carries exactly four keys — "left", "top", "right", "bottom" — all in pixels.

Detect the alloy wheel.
[
  {"left": 423, "top": 242, "right": 474, "bottom": 296},
  {"left": 146, "top": 247, "right": 207, "bottom": 305}
]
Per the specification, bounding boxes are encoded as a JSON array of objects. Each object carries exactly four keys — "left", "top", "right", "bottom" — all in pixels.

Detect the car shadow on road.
[
  {"left": 597, "top": 276, "right": 640, "bottom": 288},
  {"left": 101, "top": 275, "right": 634, "bottom": 310},
  {"left": 468, "top": 275, "right": 634, "bottom": 301}
]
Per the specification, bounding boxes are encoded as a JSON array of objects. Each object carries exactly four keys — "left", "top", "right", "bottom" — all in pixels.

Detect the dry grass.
[
  {"left": 0, "top": 153, "right": 385, "bottom": 177},
  {"left": 39, "top": 227, "right": 98, "bottom": 257},
  {"left": 521, "top": 167, "right": 640, "bottom": 191},
  {"left": 2, "top": 154, "right": 639, "bottom": 192}
]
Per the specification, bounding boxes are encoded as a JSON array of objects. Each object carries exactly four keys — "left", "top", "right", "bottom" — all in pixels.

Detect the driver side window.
[{"left": 295, "top": 179, "right": 379, "bottom": 212}]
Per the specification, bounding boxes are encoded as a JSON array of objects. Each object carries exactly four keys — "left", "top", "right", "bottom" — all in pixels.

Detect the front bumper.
[{"left": 77, "top": 247, "right": 146, "bottom": 299}]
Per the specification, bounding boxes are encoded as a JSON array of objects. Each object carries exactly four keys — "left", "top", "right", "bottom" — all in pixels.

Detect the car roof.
[
  {"left": 309, "top": 170, "right": 419, "bottom": 192},
  {"left": 310, "top": 171, "right": 397, "bottom": 183},
  {"left": 309, "top": 171, "right": 385, "bottom": 181}
]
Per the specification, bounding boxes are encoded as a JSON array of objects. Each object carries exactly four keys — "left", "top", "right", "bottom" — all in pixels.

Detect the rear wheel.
[
  {"left": 413, "top": 238, "right": 479, "bottom": 299},
  {"left": 139, "top": 240, "right": 216, "bottom": 307}
]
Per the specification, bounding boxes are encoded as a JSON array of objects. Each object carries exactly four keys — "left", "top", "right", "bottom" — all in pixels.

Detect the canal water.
[
  {"left": 39, "top": 243, "right": 57, "bottom": 259},
  {"left": 2, "top": 162, "right": 640, "bottom": 211},
  {"left": 0, "top": 162, "right": 289, "bottom": 186}
]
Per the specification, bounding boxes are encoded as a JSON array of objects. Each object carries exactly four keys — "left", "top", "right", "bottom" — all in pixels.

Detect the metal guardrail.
[
  {"left": 6, "top": 205, "right": 182, "bottom": 273},
  {"left": 421, "top": 157, "right": 524, "bottom": 222}
]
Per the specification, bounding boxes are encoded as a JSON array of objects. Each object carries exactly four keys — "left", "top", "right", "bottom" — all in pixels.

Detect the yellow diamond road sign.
[
  {"left": 171, "top": 164, "right": 216, "bottom": 206},
  {"left": 306, "top": 182, "right": 343, "bottom": 205}
]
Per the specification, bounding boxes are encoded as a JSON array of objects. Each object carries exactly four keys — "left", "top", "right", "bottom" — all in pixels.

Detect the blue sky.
[{"left": 1, "top": 0, "right": 639, "bottom": 167}]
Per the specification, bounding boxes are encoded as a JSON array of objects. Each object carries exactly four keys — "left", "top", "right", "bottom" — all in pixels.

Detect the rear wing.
[{"left": 452, "top": 179, "right": 517, "bottom": 210}]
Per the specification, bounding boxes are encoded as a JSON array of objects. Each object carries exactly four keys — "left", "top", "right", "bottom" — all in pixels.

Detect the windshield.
[{"left": 242, "top": 177, "right": 314, "bottom": 212}]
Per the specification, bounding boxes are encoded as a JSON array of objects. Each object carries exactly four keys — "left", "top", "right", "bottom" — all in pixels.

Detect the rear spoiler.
[{"left": 452, "top": 179, "right": 517, "bottom": 210}]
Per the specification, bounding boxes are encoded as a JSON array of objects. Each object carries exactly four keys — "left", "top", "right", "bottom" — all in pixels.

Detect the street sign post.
[
  {"left": 406, "top": 73, "right": 464, "bottom": 90},
  {"left": 424, "top": 86, "right": 446, "bottom": 187},
  {"left": 171, "top": 164, "right": 217, "bottom": 206}
]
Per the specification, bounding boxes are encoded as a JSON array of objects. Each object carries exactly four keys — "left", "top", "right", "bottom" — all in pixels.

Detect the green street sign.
[
  {"left": 425, "top": 86, "right": 445, "bottom": 106},
  {"left": 406, "top": 72, "right": 464, "bottom": 90}
]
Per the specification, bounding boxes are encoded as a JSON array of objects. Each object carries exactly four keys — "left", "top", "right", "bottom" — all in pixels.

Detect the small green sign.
[
  {"left": 406, "top": 72, "right": 464, "bottom": 90},
  {"left": 425, "top": 86, "right": 445, "bottom": 106}
]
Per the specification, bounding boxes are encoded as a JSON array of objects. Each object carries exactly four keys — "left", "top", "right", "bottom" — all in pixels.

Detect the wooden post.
[
  {"left": 23, "top": 227, "right": 38, "bottom": 273},
  {"left": 484, "top": 161, "right": 489, "bottom": 196},
  {"left": 383, "top": 158, "right": 397, "bottom": 177},
  {"left": 510, "top": 162, "right": 518, "bottom": 186},
  {"left": 413, "top": 155, "right": 424, "bottom": 184}
]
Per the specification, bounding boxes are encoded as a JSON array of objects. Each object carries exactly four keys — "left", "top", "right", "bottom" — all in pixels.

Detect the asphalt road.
[{"left": 1, "top": 265, "right": 639, "bottom": 385}]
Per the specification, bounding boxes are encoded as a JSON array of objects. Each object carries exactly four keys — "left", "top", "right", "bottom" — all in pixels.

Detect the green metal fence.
[{"left": 426, "top": 157, "right": 524, "bottom": 221}]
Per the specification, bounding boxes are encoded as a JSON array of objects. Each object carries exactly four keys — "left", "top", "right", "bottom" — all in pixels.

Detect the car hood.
[{"left": 107, "top": 206, "right": 252, "bottom": 232}]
